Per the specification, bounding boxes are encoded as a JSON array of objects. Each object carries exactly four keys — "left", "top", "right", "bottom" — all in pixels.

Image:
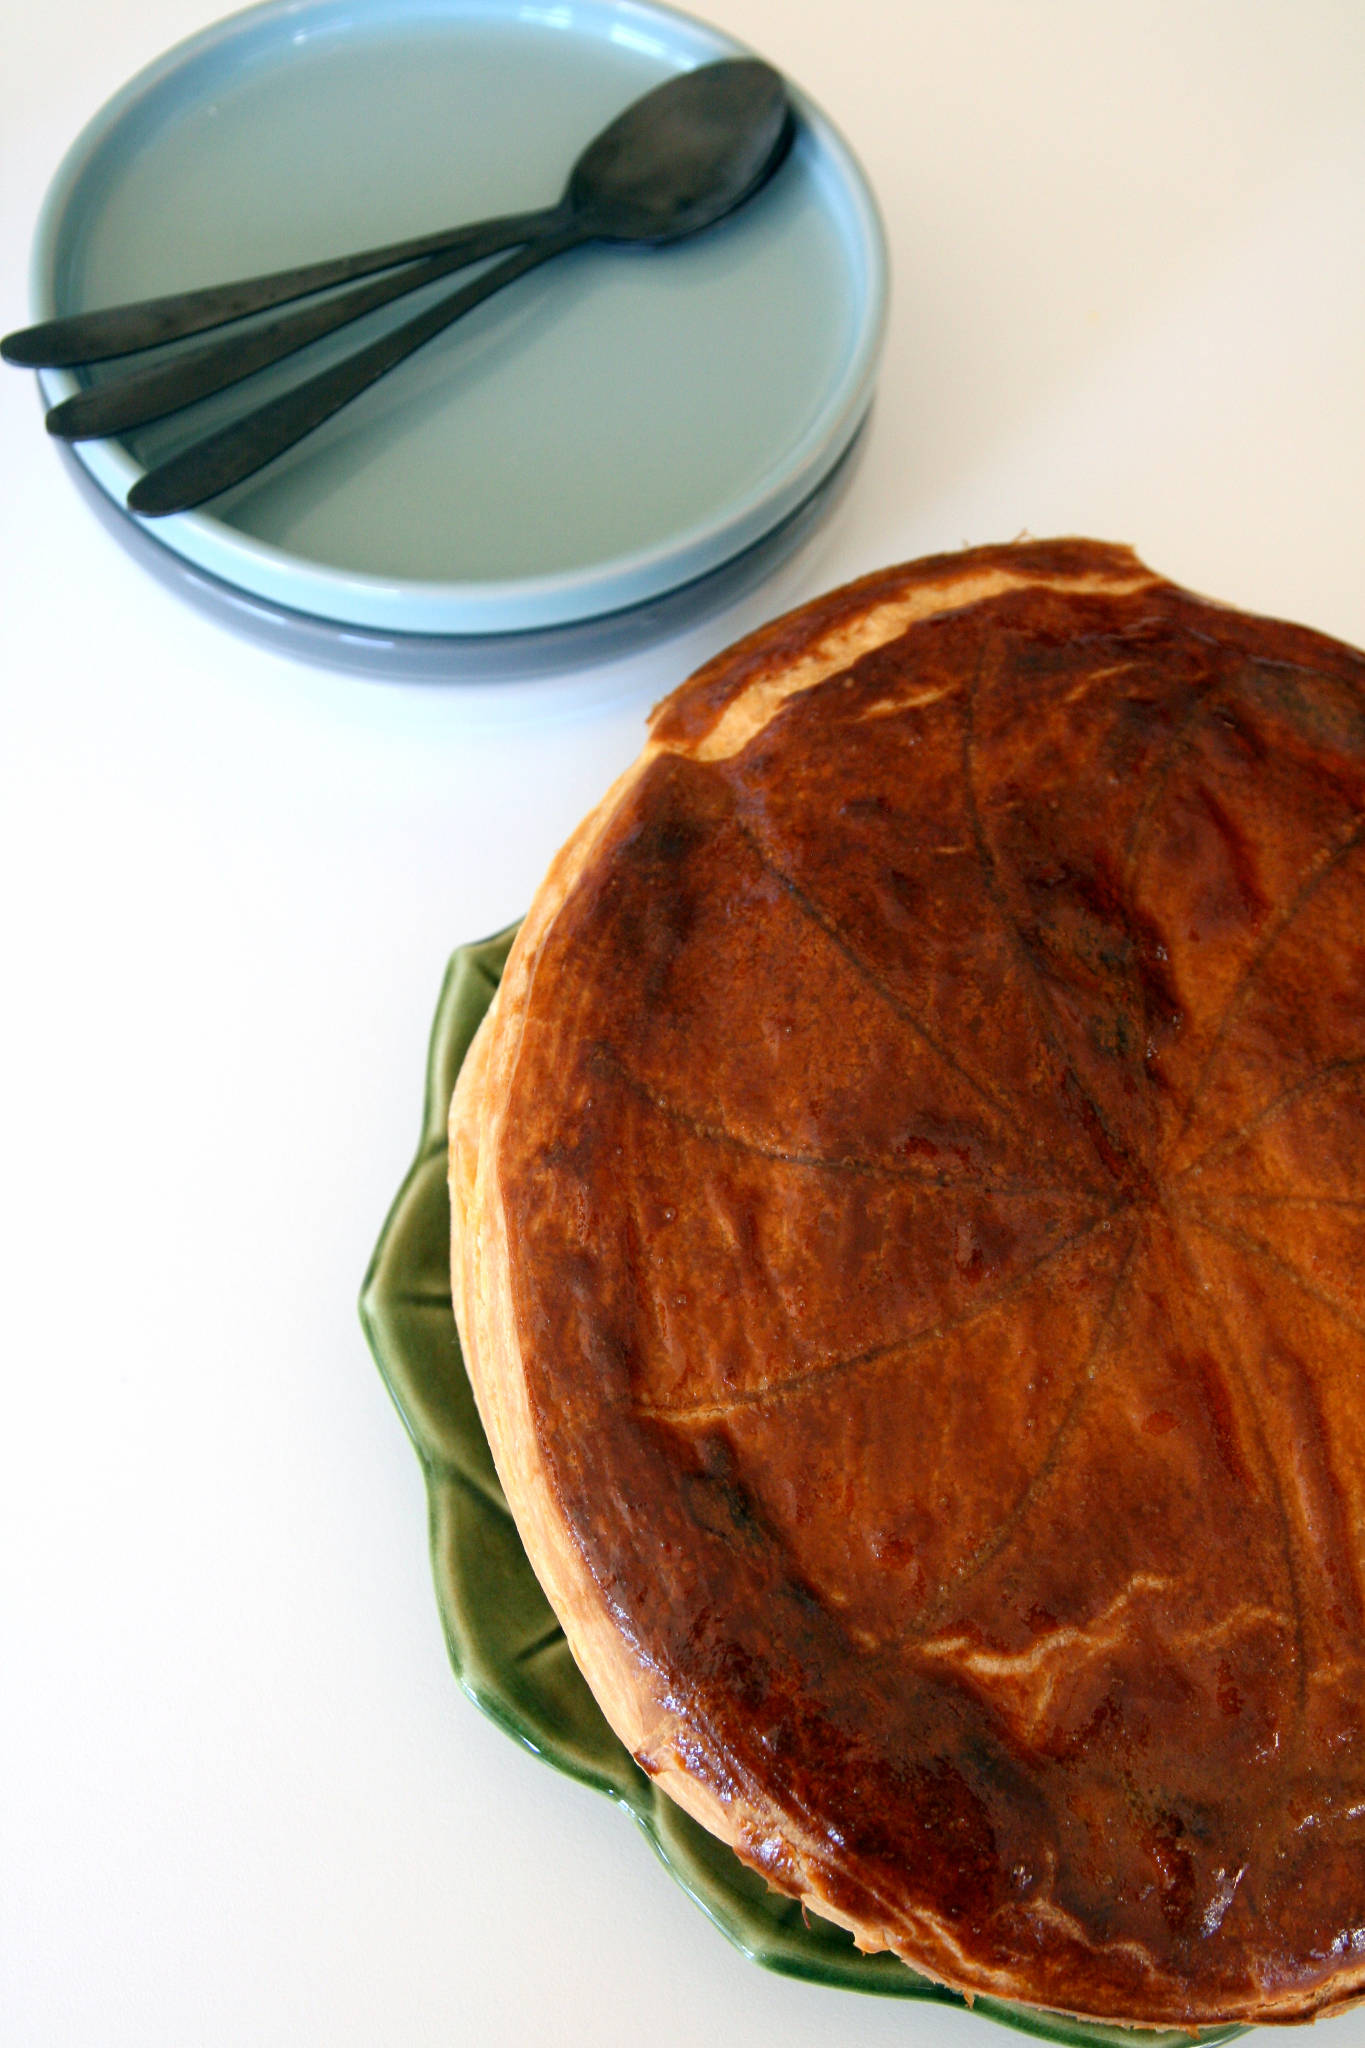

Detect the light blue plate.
[{"left": 30, "top": 0, "right": 887, "bottom": 643}]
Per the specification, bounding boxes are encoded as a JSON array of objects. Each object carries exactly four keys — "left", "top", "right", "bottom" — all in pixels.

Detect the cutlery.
[{"left": 3, "top": 58, "right": 793, "bottom": 516}]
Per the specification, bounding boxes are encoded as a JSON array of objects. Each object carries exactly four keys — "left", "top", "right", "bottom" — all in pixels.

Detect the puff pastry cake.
[{"left": 450, "top": 539, "right": 1365, "bottom": 2027}]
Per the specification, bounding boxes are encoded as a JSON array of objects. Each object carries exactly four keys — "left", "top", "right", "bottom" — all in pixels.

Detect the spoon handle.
[
  {"left": 44, "top": 215, "right": 561, "bottom": 440},
  {"left": 1, "top": 205, "right": 560, "bottom": 368},
  {"left": 128, "top": 224, "right": 587, "bottom": 517}
]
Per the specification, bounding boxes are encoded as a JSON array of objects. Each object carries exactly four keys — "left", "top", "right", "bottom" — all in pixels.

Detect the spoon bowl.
[{"left": 568, "top": 57, "right": 790, "bottom": 242}]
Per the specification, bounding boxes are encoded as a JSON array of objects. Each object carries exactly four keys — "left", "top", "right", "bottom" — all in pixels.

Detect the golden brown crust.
[{"left": 451, "top": 539, "right": 1365, "bottom": 2026}]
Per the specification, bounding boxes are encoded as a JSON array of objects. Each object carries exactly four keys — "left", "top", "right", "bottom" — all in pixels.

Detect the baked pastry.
[{"left": 449, "top": 538, "right": 1365, "bottom": 2028}]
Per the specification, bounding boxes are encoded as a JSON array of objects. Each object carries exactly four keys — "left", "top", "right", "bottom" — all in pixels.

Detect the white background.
[{"left": 3, "top": 2, "right": 1364, "bottom": 2043}]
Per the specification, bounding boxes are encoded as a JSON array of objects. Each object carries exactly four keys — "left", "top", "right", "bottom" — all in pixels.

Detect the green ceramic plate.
[{"left": 359, "top": 931, "right": 1247, "bottom": 2048}]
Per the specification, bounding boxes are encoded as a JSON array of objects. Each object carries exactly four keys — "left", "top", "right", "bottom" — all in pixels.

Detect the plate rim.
[{"left": 29, "top": 0, "right": 889, "bottom": 637}]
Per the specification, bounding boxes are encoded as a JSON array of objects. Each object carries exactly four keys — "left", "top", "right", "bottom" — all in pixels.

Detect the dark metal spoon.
[
  {"left": 40, "top": 57, "right": 791, "bottom": 444},
  {"left": 3, "top": 57, "right": 787, "bottom": 372},
  {"left": 121, "top": 58, "right": 792, "bottom": 517}
]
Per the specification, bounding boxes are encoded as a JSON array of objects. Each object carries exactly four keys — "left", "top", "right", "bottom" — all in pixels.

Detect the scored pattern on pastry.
[{"left": 454, "top": 541, "right": 1365, "bottom": 2026}]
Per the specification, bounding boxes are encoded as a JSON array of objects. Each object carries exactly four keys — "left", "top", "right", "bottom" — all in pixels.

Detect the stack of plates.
[{"left": 32, "top": 0, "right": 888, "bottom": 676}]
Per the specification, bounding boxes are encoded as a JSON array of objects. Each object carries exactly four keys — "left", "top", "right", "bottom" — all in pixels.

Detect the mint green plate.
[{"left": 359, "top": 931, "right": 1247, "bottom": 2048}]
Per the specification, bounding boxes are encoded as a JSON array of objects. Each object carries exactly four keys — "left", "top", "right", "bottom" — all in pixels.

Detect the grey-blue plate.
[{"left": 30, "top": 0, "right": 887, "bottom": 647}]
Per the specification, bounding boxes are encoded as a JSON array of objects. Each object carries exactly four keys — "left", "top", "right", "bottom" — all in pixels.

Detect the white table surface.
[{"left": 3, "top": 3, "right": 1363, "bottom": 2043}]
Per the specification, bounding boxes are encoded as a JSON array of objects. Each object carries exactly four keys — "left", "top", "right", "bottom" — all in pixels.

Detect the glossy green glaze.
[{"left": 359, "top": 932, "right": 1247, "bottom": 2048}]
